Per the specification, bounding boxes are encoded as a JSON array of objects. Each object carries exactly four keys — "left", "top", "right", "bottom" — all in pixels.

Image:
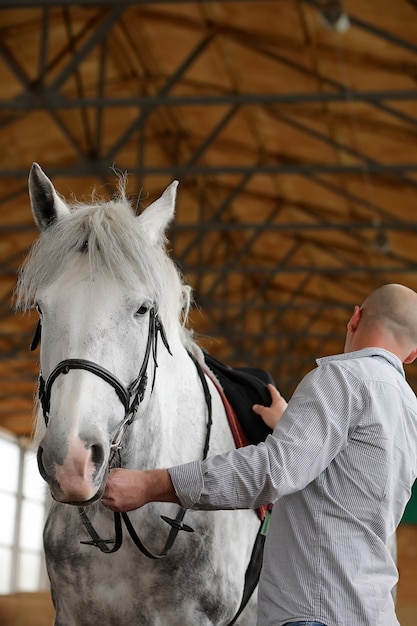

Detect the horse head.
[{"left": 18, "top": 164, "right": 185, "bottom": 505}]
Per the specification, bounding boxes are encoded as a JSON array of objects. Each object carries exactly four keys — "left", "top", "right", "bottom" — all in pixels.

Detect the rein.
[
  {"left": 78, "top": 351, "right": 213, "bottom": 558},
  {"left": 32, "top": 310, "right": 258, "bottom": 622},
  {"left": 32, "top": 306, "right": 212, "bottom": 560}
]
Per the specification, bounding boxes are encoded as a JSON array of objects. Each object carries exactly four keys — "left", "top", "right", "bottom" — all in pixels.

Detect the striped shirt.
[{"left": 169, "top": 348, "right": 417, "bottom": 626}]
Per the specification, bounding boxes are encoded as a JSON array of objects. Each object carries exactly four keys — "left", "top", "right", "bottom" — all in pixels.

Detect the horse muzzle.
[{"left": 37, "top": 436, "right": 107, "bottom": 505}]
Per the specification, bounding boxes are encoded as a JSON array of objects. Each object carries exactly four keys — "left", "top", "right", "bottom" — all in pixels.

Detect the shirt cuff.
[{"left": 168, "top": 460, "right": 204, "bottom": 509}]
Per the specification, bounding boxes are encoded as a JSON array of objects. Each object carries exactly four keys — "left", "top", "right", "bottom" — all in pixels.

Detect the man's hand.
[
  {"left": 252, "top": 383, "right": 288, "bottom": 430},
  {"left": 101, "top": 468, "right": 179, "bottom": 512}
]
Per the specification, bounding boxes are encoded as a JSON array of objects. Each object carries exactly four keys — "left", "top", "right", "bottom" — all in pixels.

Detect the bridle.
[
  {"left": 31, "top": 305, "right": 257, "bottom": 624},
  {"left": 32, "top": 305, "right": 213, "bottom": 559},
  {"left": 35, "top": 306, "right": 171, "bottom": 435}
]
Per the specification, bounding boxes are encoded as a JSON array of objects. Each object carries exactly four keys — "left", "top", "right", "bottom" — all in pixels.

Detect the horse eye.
[
  {"left": 135, "top": 304, "right": 149, "bottom": 316},
  {"left": 35, "top": 303, "right": 43, "bottom": 316}
]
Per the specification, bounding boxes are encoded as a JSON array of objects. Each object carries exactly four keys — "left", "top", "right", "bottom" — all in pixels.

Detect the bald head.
[
  {"left": 345, "top": 284, "right": 417, "bottom": 363},
  {"left": 361, "top": 284, "right": 417, "bottom": 342}
]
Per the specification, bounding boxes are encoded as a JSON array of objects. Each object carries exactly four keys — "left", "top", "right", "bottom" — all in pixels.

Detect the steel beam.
[
  {"left": 243, "top": 38, "right": 417, "bottom": 131},
  {"left": 173, "top": 222, "right": 416, "bottom": 232},
  {"left": 1, "top": 161, "right": 417, "bottom": 178},
  {"left": 50, "top": 5, "right": 126, "bottom": 92},
  {"left": 1, "top": 0, "right": 261, "bottom": 7},
  {"left": 3, "top": 89, "right": 417, "bottom": 111},
  {"left": 182, "top": 264, "right": 417, "bottom": 274},
  {"left": 105, "top": 33, "right": 214, "bottom": 161},
  {"left": 270, "top": 111, "right": 417, "bottom": 191}
]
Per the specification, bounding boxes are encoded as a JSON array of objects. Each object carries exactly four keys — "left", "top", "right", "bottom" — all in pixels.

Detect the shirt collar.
[{"left": 316, "top": 347, "right": 405, "bottom": 378}]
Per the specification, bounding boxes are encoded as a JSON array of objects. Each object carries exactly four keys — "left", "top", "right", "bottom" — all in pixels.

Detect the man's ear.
[
  {"left": 404, "top": 347, "right": 417, "bottom": 364},
  {"left": 347, "top": 305, "right": 362, "bottom": 333}
]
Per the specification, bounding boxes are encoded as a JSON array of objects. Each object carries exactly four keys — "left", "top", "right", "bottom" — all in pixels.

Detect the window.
[{"left": 0, "top": 430, "right": 49, "bottom": 594}]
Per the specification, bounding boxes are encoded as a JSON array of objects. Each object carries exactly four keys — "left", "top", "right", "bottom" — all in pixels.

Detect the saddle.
[{"left": 203, "top": 351, "right": 274, "bottom": 445}]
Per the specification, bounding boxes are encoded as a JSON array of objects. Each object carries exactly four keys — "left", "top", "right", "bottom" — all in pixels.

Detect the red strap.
[{"left": 206, "top": 369, "right": 268, "bottom": 521}]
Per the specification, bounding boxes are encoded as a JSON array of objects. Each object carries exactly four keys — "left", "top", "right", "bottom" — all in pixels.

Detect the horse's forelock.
[{"left": 15, "top": 196, "right": 186, "bottom": 330}]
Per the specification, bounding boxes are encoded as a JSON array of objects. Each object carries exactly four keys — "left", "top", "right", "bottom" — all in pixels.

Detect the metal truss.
[{"left": 1, "top": 0, "right": 417, "bottom": 434}]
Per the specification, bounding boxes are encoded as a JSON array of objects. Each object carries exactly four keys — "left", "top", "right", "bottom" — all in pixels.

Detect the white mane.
[{"left": 15, "top": 193, "right": 194, "bottom": 347}]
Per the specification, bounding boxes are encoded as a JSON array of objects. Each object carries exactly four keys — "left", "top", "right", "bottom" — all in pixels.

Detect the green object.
[
  {"left": 261, "top": 509, "right": 271, "bottom": 536},
  {"left": 401, "top": 481, "right": 417, "bottom": 523}
]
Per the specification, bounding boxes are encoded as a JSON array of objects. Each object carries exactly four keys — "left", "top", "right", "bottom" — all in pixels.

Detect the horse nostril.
[
  {"left": 90, "top": 444, "right": 104, "bottom": 466},
  {"left": 37, "top": 446, "right": 48, "bottom": 480}
]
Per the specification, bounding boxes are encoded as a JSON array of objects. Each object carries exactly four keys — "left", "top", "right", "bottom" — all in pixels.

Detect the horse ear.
[
  {"left": 138, "top": 180, "right": 178, "bottom": 246},
  {"left": 28, "top": 163, "right": 70, "bottom": 231}
]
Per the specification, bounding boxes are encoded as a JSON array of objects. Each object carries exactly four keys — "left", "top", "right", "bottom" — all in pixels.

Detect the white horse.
[{"left": 16, "top": 164, "right": 260, "bottom": 626}]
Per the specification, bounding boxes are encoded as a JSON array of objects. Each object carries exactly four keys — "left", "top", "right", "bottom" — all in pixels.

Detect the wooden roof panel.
[{"left": 1, "top": 0, "right": 417, "bottom": 437}]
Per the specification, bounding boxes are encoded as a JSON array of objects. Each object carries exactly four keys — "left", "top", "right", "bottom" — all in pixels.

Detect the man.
[{"left": 102, "top": 283, "right": 417, "bottom": 626}]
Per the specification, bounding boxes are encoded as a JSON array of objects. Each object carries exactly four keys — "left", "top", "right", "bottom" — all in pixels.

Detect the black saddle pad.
[{"left": 203, "top": 352, "right": 274, "bottom": 445}]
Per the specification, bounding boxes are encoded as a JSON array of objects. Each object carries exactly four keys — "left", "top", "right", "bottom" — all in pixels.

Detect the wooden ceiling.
[{"left": 1, "top": 0, "right": 417, "bottom": 438}]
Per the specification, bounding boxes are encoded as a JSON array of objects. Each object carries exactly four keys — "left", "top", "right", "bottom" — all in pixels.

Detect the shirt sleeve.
[{"left": 169, "top": 360, "right": 365, "bottom": 510}]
